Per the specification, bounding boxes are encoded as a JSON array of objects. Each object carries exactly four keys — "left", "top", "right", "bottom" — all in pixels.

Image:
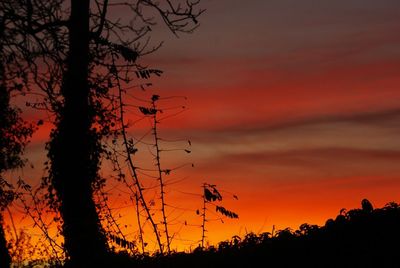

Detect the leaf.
[
  {"left": 116, "top": 44, "right": 138, "bottom": 63},
  {"left": 127, "top": 146, "right": 138, "bottom": 155},
  {"left": 0, "top": 178, "right": 12, "bottom": 188},
  {"left": 204, "top": 185, "right": 223, "bottom": 202},
  {"left": 211, "top": 186, "right": 222, "bottom": 201},
  {"left": 139, "top": 106, "right": 157, "bottom": 115},
  {"left": 151, "top": 69, "right": 163, "bottom": 76},
  {"left": 109, "top": 234, "right": 135, "bottom": 249},
  {"left": 204, "top": 188, "right": 215, "bottom": 202},
  {"left": 216, "top": 206, "right": 239, "bottom": 219},
  {"left": 135, "top": 69, "right": 163, "bottom": 79}
]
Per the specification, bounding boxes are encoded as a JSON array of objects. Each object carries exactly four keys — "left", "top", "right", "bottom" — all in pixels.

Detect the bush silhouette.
[{"left": 131, "top": 199, "right": 400, "bottom": 268}]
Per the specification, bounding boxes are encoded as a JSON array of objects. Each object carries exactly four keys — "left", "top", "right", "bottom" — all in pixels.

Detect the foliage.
[
  {"left": 200, "top": 184, "right": 238, "bottom": 248},
  {"left": 0, "top": 92, "right": 33, "bottom": 174},
  {"left": 133, "top": 199, "right": 400, "bottom": 268},
  {"left": 204, "top": 186, "right": 222, "bottom": 202},
  {"left": 0, "top": 16, "right": 34, "bottom": 266},
  {"left": 215, "top": 206, "right": 238, "bottom": 219},
  {"left": 0, "top": 0, "right": 204, "bottom": 265}
]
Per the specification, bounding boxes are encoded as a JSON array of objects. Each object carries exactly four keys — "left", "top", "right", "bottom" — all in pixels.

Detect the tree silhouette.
[
  {"left": 0, "top": 17, "right": 33, "bottom": 266},
  {"left": 1, "top": 0, "right": 203, "bottom": 265},
  {"left": 47, "top": 1, "right": 111, "bottom": 266}
]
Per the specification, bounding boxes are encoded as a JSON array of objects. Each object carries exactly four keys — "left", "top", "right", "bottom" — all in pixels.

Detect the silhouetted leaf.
[
  {"left": 211, "top": 187, "right": 222, "bottom": 201},
  {"left": 127, "top": 146, "right": 138, "bottom": 155},
  {"left": 216, "top": 206, "right": 238, "bottom": 219},
  {"left": 135, "top": 69, "right": 163, "bottom": 79},
  {"left": 204, "top": 188, "right": 215, "bottom": 202},
  {"left": 115, "top": 44, "right": 138, "bottom": 63},
  {"left": 139, "top": 106, "right": 157, "bottom": 115}
]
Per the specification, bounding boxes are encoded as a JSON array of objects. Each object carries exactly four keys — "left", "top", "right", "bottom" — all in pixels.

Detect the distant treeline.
[{"left": 112, "top": 199, "right": 400, "bottom": 268}]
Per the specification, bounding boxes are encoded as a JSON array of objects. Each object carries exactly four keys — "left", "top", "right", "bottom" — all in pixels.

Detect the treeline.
[{"left": 130, "top": 200, "right": 400, "bottom": 268}]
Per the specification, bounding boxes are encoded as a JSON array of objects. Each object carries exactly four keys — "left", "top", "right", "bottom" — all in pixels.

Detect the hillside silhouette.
[{"left": 119, "top": 199, "right": 399, "bottom": 268}]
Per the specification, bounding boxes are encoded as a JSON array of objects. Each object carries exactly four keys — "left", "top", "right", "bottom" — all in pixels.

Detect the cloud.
[
  {"left": 219, "top": 147, "right": 400, "bottom": 167},
  {"left": 183, "top": 108, "right": 400, "bottom": 145},
  {"left": 178, "top": 107, "right": 400, "bottom": 186}
]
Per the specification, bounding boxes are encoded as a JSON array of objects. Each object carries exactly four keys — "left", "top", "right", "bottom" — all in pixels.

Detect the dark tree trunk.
[
  {"left": 0, "top": 214, "right": 11, "bottom": 268},
  {"left": 49, "top": 0, "right": 108, "bottom": 266}
]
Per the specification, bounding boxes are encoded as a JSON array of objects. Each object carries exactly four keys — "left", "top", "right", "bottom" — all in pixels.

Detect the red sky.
[
  {"left": 7, "top": 0, "right": 400, "bottom": 252},
  {"left": 137, "top": 0, "right": 400, "bottom": 249}
]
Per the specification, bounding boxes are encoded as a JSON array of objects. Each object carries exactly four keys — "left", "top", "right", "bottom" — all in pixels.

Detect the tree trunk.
[
  {"left": 49, "top": 0, "right": 108, "bottom": 266},
  {"left": 0, "top": 214, "right": 11, "bottom": 268}
]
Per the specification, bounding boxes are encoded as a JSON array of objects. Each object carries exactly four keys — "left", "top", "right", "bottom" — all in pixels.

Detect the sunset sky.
[
  {"left": 142, "top": 0, "right": 400, "bottom": 247},
  {"left": 8, "top": 0, "right": 400, "bottom": 252}
]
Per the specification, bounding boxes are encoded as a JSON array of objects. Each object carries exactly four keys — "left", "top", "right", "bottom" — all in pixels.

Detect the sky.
[
  {"left": 139, "top": 0, "right": 400, "bottom": 248},
  {"left": 6, "top": 0, "right": 400, "bottom": 253}
]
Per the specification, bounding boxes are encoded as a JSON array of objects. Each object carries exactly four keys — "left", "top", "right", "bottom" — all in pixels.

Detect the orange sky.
[{"left": 4, "top": 0, "right": 400, "bottom": 254}]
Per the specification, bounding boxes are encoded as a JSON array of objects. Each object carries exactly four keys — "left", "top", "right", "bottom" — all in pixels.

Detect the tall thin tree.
[
  {"left": 47, "top": 0, "right": 109, "bottom": 265},
  {"left": 1, "top": 0, "right": 203, "bottom": 264}
]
